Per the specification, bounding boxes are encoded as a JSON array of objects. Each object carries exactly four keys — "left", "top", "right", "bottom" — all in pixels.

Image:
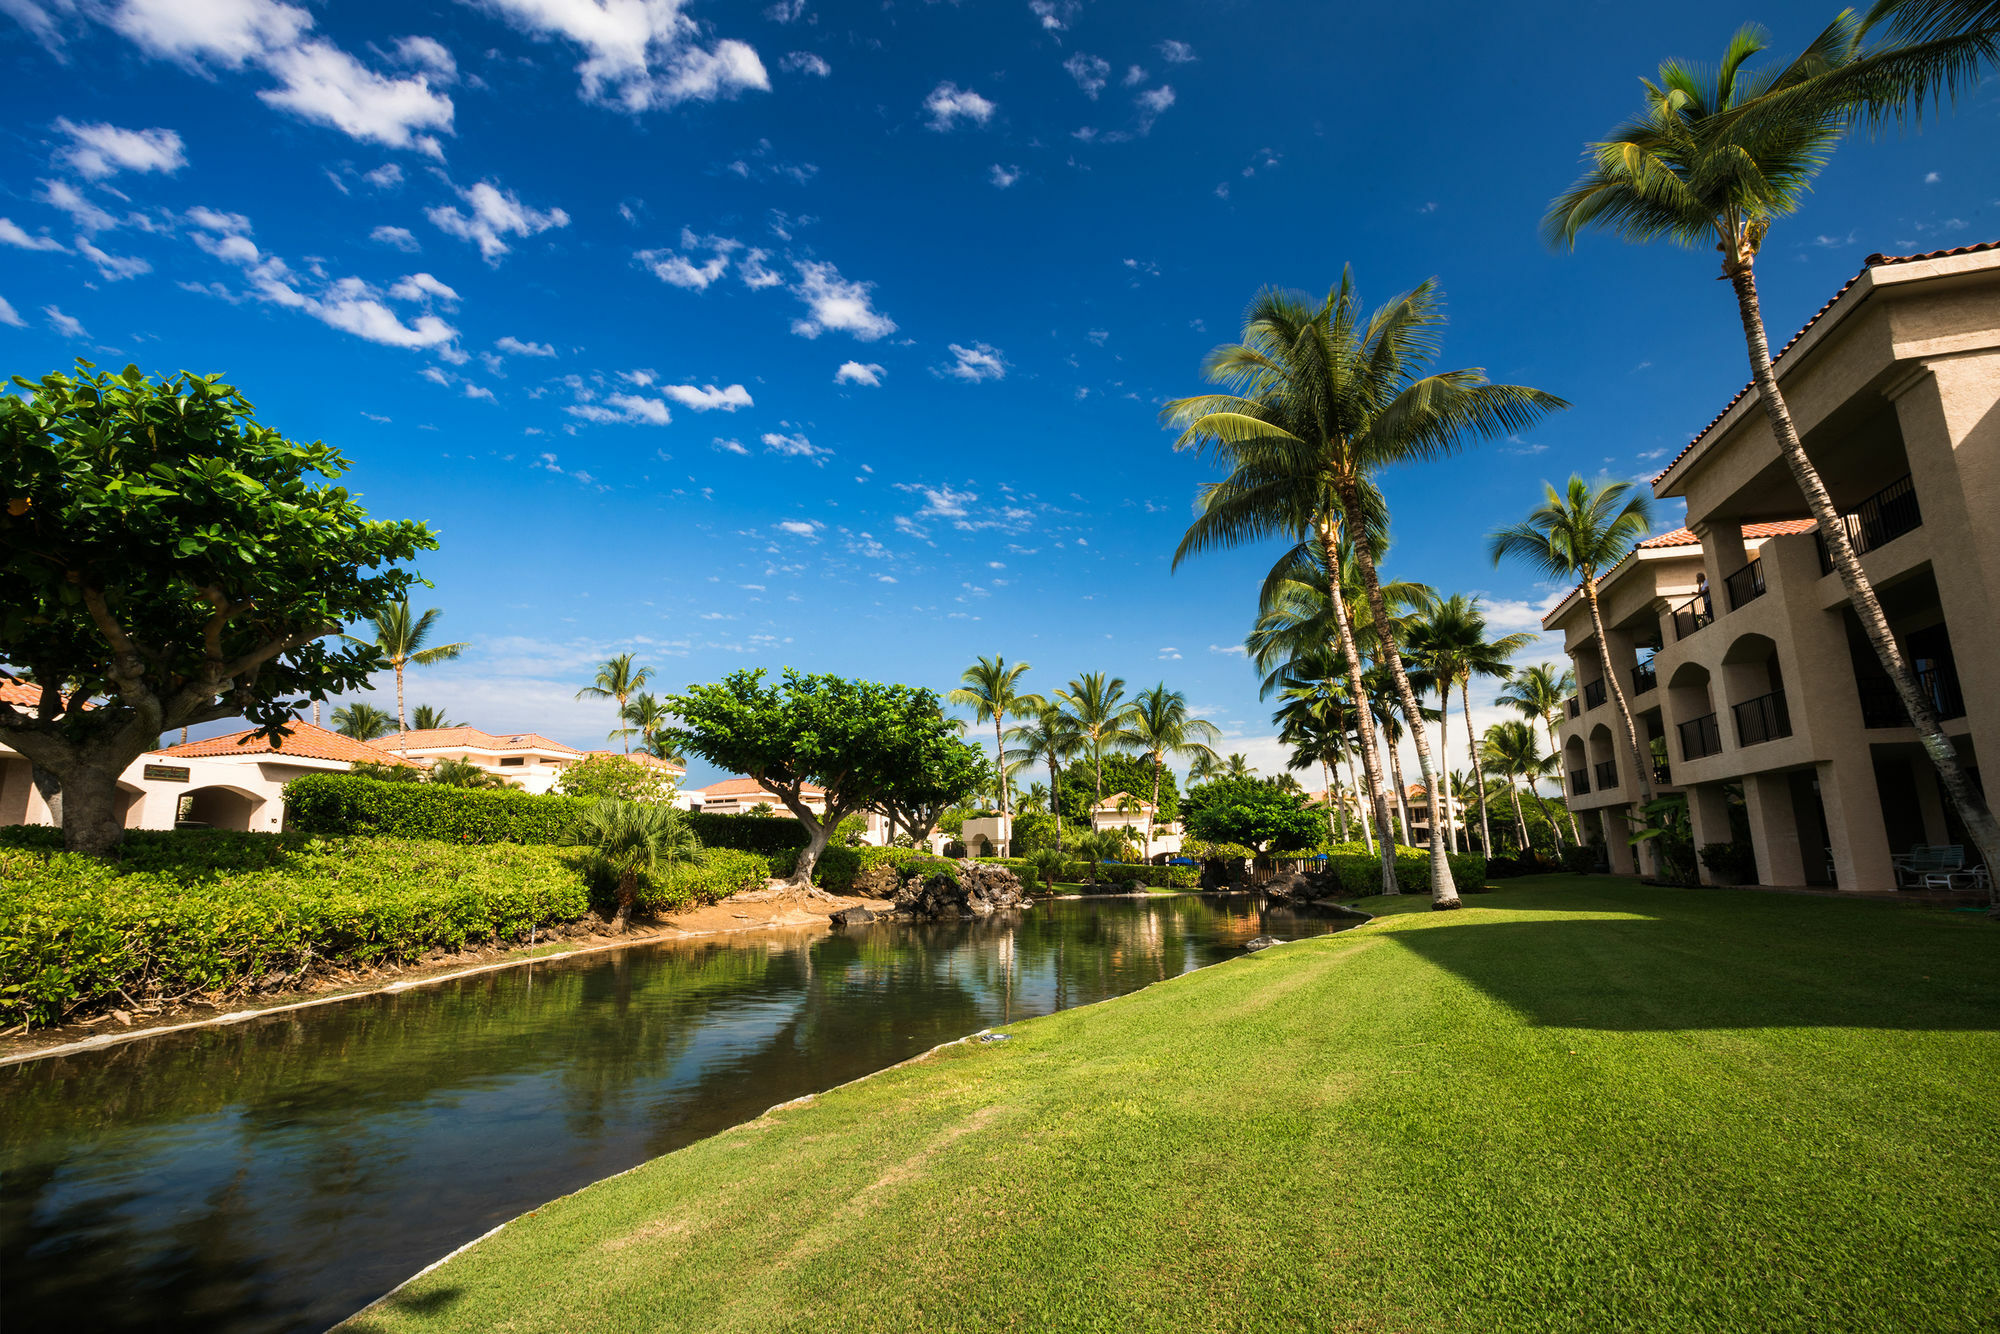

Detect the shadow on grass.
[
  {"left": 1381, "top": 884, "right": 2000, "bottom": 1032},
  {"left": 341, "top": 1285, "right": 465, "bottom": 1332}
]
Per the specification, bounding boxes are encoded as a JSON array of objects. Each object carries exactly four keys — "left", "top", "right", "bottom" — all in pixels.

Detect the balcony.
[
  {"left": 1679, "top": 712, "right": 1723, "bottom": 761},
  {"left": 1724, "top": 558, "right": 1766, "bottom": 610},
  {"left": 1732, "top": 689, "right": 1793, "bottom": 747},
  {"left": 1815, "top": 473, "right": 1922, "bottom": 574},
  {"left": 1858, "top": 662, "right": 1967, "bottom": 730},
  {"left": 1567, "top": 695, "right": 1580, "bottom": 720},
  {"left": 1653, "top": 760, "right": 1674, "bottom": 786},
  {"left": 1593, "top": 759, "right": 1619, "bottom": 792},
  {"left": 1632, "top": 660, "right": 1657, "bottom": 695},
  {"left": 1672, "top": 588, "right": 1714, "bottom": 640},
  {"left": 1583, "top": 678, "right": 1607, "bottom": 711},
  {"left": 1570, "top": 768, "right": 1590, "bottom": 797}
]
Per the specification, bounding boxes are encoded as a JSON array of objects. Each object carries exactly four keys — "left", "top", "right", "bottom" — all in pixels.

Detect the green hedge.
[
  {"left": 1318, "top": 843, "right": 1487, "bottom": 896},
  {"left": 0, "top": 829, "right": 593, "bottom": 1029},
  {"left": 606, "top": 847, "right": 778, "bottom": 916},
  {"left": 974, "top": 857, "right": 1199, "bottom": 890},
  {"left": 815, "top": 846, "right": 945, "bottom": 893}
]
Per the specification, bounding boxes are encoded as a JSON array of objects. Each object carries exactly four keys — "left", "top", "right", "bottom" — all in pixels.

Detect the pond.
[{"left": 0, "top": 893, "right": 1360, "bottom": 1334}]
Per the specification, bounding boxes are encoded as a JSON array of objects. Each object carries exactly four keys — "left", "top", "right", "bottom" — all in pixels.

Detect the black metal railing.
[
  {"left": 1593, "top": 759, "right": 1619, "bottom": 791},
  {"left": 1632, "top": 660, "right": 1657, "bottom": 695},
  {"left": 1815, "top": 473, "right": 1922, "bottom": 574},
  {"left": 1583, "top": 678, "right": 1607, "bottom": 710},
  {"left": 1858, "top": 662, "right": 1967, "bottom": 729},
  {"left": 1570, "top": 768, "right": 1590, "bottom": 797},
  {"left": 1567, "top": 695, "right": 1580, "bottom": 719},
  {"left": 1724, "top": 558, "right": 1766, "bottom": 610},
  {"left": 1732, "top": 689, "right": 1793, "bottom": 746},
  {"left": 1679, "top": 712, "right": 1723, "bottom": 760},
  {"left": 1672, "top": 589, "right": 1714, "bottom": 640},
  {"left": 1653, "top": 760, "right": 1674, "bottom": 786}
]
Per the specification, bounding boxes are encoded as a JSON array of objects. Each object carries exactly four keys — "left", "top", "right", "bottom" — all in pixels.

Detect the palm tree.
[
  {"left": 1411, "top": 595, "right": 1537, "bottom": 855},
  {"left": 1054, "top": 672, "right": 1137, "bottom": 806},
  {"left": 620, "top": 692, "right": 672, "bottom": 755},
  {"left": 1498, "top": 663, "right": 1585, "bottom": 843},
  {"left": 1004, "top": 701, "right": 1082, "bottom": 849},
  {"left": 1188, "top": 752, "right": 1227, "bottom": 784},
  {"left": 409, "top": 704, "right": 456, "bottom": 731},
  {"left": 1545, "top": 21, "right": 2000, "bottom": 887},
  {"left": 343, "top": 600, "right": 470, "bottom": 745},
  {"left": 577, "top": 798, "right": 706, "bottom": 933},
  {"left": 429, "top": 757, "right": 510, "bottom": 789},
  {"left": 1490, "top": 477, "right": 1658, "bottom": 861},
  {"left": 1068, "top": 829, "right": 1123, "bottom": 889},
  {"left": 1222, "top": 753, "right": 1256, "bottom": 779},
  {"left": 947, "top": 656, "right": 1034, "bottom": 828},
  {"left": 331, "top": 702, "right": 395, "bottom": 741},
  {"left": 1025, "top": 846, "right": 1068, "bottom": 893},
  {"left": 1167, "top": 273, "right": 1565, "bottom": 908},
  {"left": 576, "top": 654, "right": 653, "bottom": 753},
  {"left": 1125, "top": 683, "right": 1222, "bottom": 833},
  {"left": 1481, "top": 721, "right": 1547, "bottom": 854},
  {"left": 1021, "top": 781, "right": 1052, "bottom": 814}
]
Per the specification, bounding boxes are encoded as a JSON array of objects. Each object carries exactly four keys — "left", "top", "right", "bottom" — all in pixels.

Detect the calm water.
[{"left": 0, "top": 894, "right": 1356, "bottom": 1334}]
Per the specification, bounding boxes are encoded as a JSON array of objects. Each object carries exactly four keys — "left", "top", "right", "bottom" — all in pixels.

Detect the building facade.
[{"left": 1547, "top": 243, "right": 1998, "bottom": 891}]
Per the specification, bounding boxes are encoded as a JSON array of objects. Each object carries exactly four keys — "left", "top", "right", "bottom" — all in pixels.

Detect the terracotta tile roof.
[
  {"left": 696, "top": 775, "right": 827, "bottom": 799},
  {"left": 1091, "top": 790, "right": 1153, "bottom": 811},
  {"left": 381, "top": 726, "right": 582, "bottom": 754},
  {"left": 1652, "top": 240, "right": 2000, "bottom": 485},
  {"left": 155, "top": 721, "right": 419, "bottom": 766},
  {"left": 1636, "top": 518, "right": 1818, "bottom": 550},
  {"left": 582, "top": 749, "right": 686, "bottom": 773},
  {"left": 0, "top": 676, "right": 97, "bottom": 712}
]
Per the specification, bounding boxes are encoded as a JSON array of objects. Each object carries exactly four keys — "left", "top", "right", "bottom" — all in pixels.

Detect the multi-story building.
[{"left": 1547, "top": 242, "right": 1997, "bottom": 891}]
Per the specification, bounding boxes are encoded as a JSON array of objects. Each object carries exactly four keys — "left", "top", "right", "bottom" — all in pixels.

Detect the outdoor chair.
[
  {"left": 1923, "top": 863, "right": 1989, "bottom": 894},
  {"left": 1892, "top": 845, "right": 1964, "bottom": 889}
]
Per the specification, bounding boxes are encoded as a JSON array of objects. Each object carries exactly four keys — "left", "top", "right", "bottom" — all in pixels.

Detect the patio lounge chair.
[
  {"left": 1923, "top": 863, "right": 1989, "bottom": 894},
  {"left": 1892, "top": 845, "right": 1964, "bottom": 889}
]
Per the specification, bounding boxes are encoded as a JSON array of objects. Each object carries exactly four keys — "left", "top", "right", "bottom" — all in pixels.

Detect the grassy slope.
[{"left": 345, "top": 878, "right": 2000, "bottom": 1334}]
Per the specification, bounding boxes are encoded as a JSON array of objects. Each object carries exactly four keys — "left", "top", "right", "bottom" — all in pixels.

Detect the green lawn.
[{"left": 343, "top": 877, "right": 2000, "bottom": 1334}]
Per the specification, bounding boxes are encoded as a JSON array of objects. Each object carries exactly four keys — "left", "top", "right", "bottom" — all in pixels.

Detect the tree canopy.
[
  {"left": 1057, "top": 753, "right": 1180, "bottom": 824},
  {"left": 1183, "top": 777, "right": 1325, "bottom": 855}
]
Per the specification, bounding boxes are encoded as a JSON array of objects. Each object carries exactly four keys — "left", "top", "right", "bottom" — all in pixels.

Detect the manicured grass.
[{"left": 344, "top": 877, "right": 2000, "bottom": 1334}]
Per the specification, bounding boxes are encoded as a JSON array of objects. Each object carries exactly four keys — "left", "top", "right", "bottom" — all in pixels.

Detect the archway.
[
  {"left": 1667, "top": 662, "right": 1720, "bottom": 761},
  {"left": 179, "top": 785, "right": 260, "bottom": 831},
  {"left": 1587, "top": 724, "right": 1619, "bottom": 794},
  {"left": 1721, "top": 633, "right": 1790, "bottom": 746}
]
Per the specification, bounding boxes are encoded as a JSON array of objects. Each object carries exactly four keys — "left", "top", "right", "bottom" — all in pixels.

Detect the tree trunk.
[
  {"left": 394, "top": 662, "right": 408, "bottom": 745},
  {"left": 1544, "top": 715, "right": 1584, "bottom": 844},
  {"left": 54, "top": 761, "right": 125, "bottom": 857},
  {"left": 1528, "top": 781, "right": 1564, "bottom": 853},
  {"left": 1315, "top": 520, "right": 1398, "bottom": 895},
  {"left": 1387, "top": 741, "right": 1410, "bottom": 846},
  {"left": 1729, "top": 257, "right": 2000, "bottom": 893},
  {"left": 1343, "top": 495, "right": 1458, "bottom": 908},
  {"left": 30, "top": 765, "right": 63, "bottom": 828},
  {"left": 612, "top": 868, "right": 636, "bottom": 933},
  {"left": 1464, "top": 683, "right": 1495, "bottom": 857},
  {"left": 993, "top": 716, "right": 1010, "bottom": 822},
  {"left": 1508, "top": 783, "right": 1530, "bottom": 853},
  {"left": 1341, "top": 735, "right": 1372, "bottom": 852},
  {"left": 1436, "top": 685, "right": 1457, "bottom": 853},
  {"left": 1582, "top": 577, "right": 1655, "bottom": 875}
]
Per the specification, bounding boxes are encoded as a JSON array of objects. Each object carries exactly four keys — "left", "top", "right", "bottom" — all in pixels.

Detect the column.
[
  {"left": 1913, "top": 759, "right": 1951, "bottom": 846},
  {"left": 1818, "top": 755, "right": 1895, "bottom": 893},
  {"left": 1696, "top": 521, "right": 1750, "bottom": 605},
  {"left": 1600, "top": 806, "right": 1637, "bottom": 875},
  {"left": 1742, "top": 771, "right": 1807, "bottom": 887},
  {"left": 1685, "top": 783, "right": 1736, "bottom": 884}
]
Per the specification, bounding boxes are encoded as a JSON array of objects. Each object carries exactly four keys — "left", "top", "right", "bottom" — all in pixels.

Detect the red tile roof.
[
  {"left": 583, "top": 749, "right": 686, "bottom": 773},
  {"left": 1636, "top": 518, "right": 1818, "bottom": 550},
  {"left": 696, "top": 775, "right": 826, "bottom": 799},
  {"left": 381, "top": 726, "right": 581, "bottom": 754},
  {"left": 0, "top": 676, "right": 94, "bottom": 712},
  {"left": 155, "top": 721, "right": 419, "bottom": 766}
]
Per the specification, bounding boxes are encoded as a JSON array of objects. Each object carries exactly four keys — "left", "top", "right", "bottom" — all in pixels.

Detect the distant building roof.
[
  {"left": 1091, "top": 790, "right": 1155, "bottom": 812},
  {"left": 582, "top": 749, "right": 686, "bottom": 774},
  {"left": 1635, "top": 518, "right": 1818, "bottom": 551},
  {"left": 0, "top": 676, "right": 91, "bottom": 712},
  {"left": 380, "top": 726, "right": 582, "bottom": 755},
  {"left": 155, "top": 721, "right": 419, "bottom": 766},
  {"left": 698, "top": 775, "right": 825, "bottom": 800}
]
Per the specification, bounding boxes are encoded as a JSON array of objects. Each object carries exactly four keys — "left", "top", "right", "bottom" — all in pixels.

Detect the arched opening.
[
  {"left": 179, "top": 785, "right": 260, "bottom": 831},
  {"left": 1563, "top": 735, "right": 1588, "bottom": 798},
  {"left": 1586, "top": 724, "right": 1618, "bottom": 793},
  {"left": 1667, "top": 662, "right": 1722, "bottom": 761},
  {"left": 1721, "top": 633, "right": 1791, "bottom": 746}
]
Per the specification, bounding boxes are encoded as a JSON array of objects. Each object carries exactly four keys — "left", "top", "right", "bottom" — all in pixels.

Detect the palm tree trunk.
[
  {"left": 1342, "top": 495, "right": 1459, "bottom": 908},
  {"left": 612, "top": 868, "right": 636, "bottom": 933},
  {"left": 1463, "top": 683, "right": 1495, "bottom": 856},
  {"left": 1528, "top": 779, "right": 1564, "bottom": 852},
  {"left": 394, "top": 663, "right": 408, "bottom": 752},
  {"left": 1544, "top": 714, "right": 1584, "bottom": 844},
  {"left": 1436, "top": 685, "right": 1457, "bottom": 852},
  {"left": 993, "top": 717, "right": 1009, "bottom": 820},
  {"left": 1581, "top": 577, "right": 1655, "bottom": 874},
  {"left": 1509, "top": 782, "right": 1530, "bottom": 852},
  {"left": 1729, "top": 258, "right": 2000, "bottom": 890},
  {"left": 1387, "top": 742, "right": 1411, "bottom": 845},
  {"left": 1341, "top": 734, "right": 1372, "bottom": 853},
  {"left": 1316, "top": 521, "right": 1399, "bottom": 895}
]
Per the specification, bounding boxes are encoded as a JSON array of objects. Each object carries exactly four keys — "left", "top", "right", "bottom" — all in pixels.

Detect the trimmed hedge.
[
  {"left": 1318, "top": 843, "right": 1487, "bottom": 896},
  {"left": 815, "top": 846, "right": 943, "bottom": 893},
  {"left": 974, "top": 857, "right": 1199, "bottom": 890}
]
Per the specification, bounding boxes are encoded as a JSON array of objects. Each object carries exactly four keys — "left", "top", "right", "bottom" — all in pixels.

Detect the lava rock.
[
  {"left": 893, "top": 860, "right": 1032, "bottom": 920},
  {"left": 1244, "top": 935, "right": 1284, "bottom": 952},
  {"left": 829, "top": 906, "right": 876, "bottom": 927}
]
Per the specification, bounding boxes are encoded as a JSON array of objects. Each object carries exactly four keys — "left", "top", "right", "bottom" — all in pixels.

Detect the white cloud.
[
  {"left": 370, "top": 224, "right": 420, "bottom": 251},
  {"left": 607, "top": 392, "right": 670, "bottom": 423},
  {"left": 1208, "top": 643, "right": 1246, "bottom": 656},
  {"left": 1063, "top": 52, "right": 1109, "bottom": 98},
  {"left": 1029, "top": 0, "right": 1078, "bottom": 31},
  {"left": 763, "top": 430, "right": 830, "bottom": 461},
  {"left": 714, "top": 437, "right": 750, "bottom": 454},
  {"left": 39, "top": 179, "right": 117, "bottom": 232},
  {"left": 496, "top": 335, "right": 555, "bottom": 356},
  {"left": 262, "top": 40, "right": 454, "bottom": 155},
  {"left": 44, "top": 305, "right": 88, "bottom": 338},
  {"left": 662, "top": 382, "right": 752, "bottom": 411},
  {"left": 776, "top": 519, "right": 821, "bottom": 536},
  {"left": 54, "top": 119, "right": 187, "bottom": 179},
  {"left": 391, "top": 34, "right": 456, "bottom": 81},
  {"left": 780, "top": 50, "right": 829, "bottom": 76},
  {"left": 0, "top": 295, "right": 23, "bottom": 327},
  {"left": 108, "top": 0, "right": 313, "bottom": 67},
  {"left": 388, "top": 271, "right": 459, "bottom": 304},
  {"left": 636, "top": 228, "right": 740, "bottom": 289},
  {"left": 766, "top": 0, "right": 807, "bottom": 20},
  {"left": 1134, "top": 83, "right": 1175, "bottom": 128},
  {"left": 464, "top": 383, "right": 495, "bottom": 401},
  {"left": 1925, "top": 170, "right": 1941, "bottom": 184},
  {"left": 462, "top": 0, "right": 768, "bottom": 111},
  {"left": 835, "top": 360, "right": 884, "bottom": 386},
  {"left": 427, "top": 180, "right": 569, "bottom": 262},
  {"left": 923, "top": 81, "right": 995, "bottom": 131},
  {"left": 1123, "top": 64, "right": 1147, "bottom": 86},
  {"left": 1158, "top": 38, "right": 1196, "bottom": 63},
  {"left": 1086, "top": 328, "right": 1109, "bottom": 345},
  {"left": 0, "top": 218, "right": 65, "bottom": 251},
  {"left": 790, "top": 259, "right": 895, "bottom": 340},
  {"left": 937, "top": 341, "right": 1006, "bottom": 382},
  {"left": 76, "top": 235, "right": 152, "bottom": 280},
  {"left": 237, "top": 260, "right": 460, "bottom": 354},
  {"left": 990, "top": 163, "right": 1020, "bottom": 188},
  {"left": 420, "top": 366, "right": 452, "bottom": 386},
  {"left": 737, "top": 248, "right": 783, "bottom": 289},
  {"left": 364, "top": 163, "right": 404, "bottom": 189}
]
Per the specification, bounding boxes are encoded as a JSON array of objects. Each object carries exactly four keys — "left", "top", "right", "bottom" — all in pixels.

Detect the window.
[{"left": 499, "top": 757, "right": 526, "bottom": 767}]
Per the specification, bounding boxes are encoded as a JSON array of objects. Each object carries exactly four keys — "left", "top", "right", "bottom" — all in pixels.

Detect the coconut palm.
[
  {"left": 1545, "top": 22, "right": 2000, "bottom": 883},
  {"left": 1188, "top": 752, "right": 1227, "bottom": 784},
  {"left": 1054, "top": 672, "right": 1138, "bottom": 806},
  {"left": 1166, "top": 274, "right": 1565, "bottom": 908},
  {"left": 575, "top": 654, "right": 653, "bottom": 753},
  {"left": 428, "top": 757, "right": 510, "bottom": 789},
  {"left": 342, "top": 600, "right": 469, "bottom": 745},
  {"left": 1126, "top": 683, "right": 1222, "bottom": 831},
  {"left": 1221, "top": 753, "right": 1256, "bottom": 779},
  {"left": 1004, "top": 701, "right": 1083, "bottom": 849},
  {"left": 1068, "top": 829, "right": 1123, "bottom": 889},
  {"left": 331, "top": 702, "right": 395, "bottom": 741},
  {"left": 620, "top": 692, "right": 672, "bottom": 756},
  {"left": 1410, "top": 595, "right": 1537, "bottom": 855},
  {"left": 1025, "top": 846, "right": 1069, "bottom": 893},
  {"left": 1481, "top": 721, "right": 1548, "bottom": 853},
  {"left": 947, "top": 655, "right": 1034, "bottom": 826},
  {"left": 1497, "top": 663, "right": 1585, "bottom": 843},
  {"left": 577, "top": 798, "right": 706, "bottom": 933},
  {"left": 1275, "top": 677, "right": 1357, "bottom": 847},
  {"left": 409, "top": 704, "right": 457, "bottom": 731},
  {"left": 1021, "top": 781, "right": 1052, "bottom": 814}
]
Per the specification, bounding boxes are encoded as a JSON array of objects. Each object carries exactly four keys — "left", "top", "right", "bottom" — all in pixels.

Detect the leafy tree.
[
  {"left": 1010, "top": 807, "right": 1061, "bottom": 856},
  {"left": 1056, "top": 753, "right": 1181, "bottom": 826},
  {"left": 946, "top": 654, "right": 1034, "bottom": 822},
  {"left": 577, "top": 798, "right": 706, "bottom": 932},
  {"left": 350, "top": 758, "right": 424, "bottom": 783},
  {"left": 1183, "top": 777, "right": 1324, "bottom": 856},
  {"left": 1544, "top": 20, "right": 2000, "bottom": 885},
  {"left": 663, "top": 668, "right": 982, "bottom": 884},
  {"left": 428, "top": 757, "right": 511, "bottom": 789},
  {"left": 874, "top": 730, "right": 990, "bottom": 847},
  {"left": 576, "top": 653, "right": 652, "bottom": 753},
  {"left": 0, "top": 364, "right": 435, "bottom": 853},
  {"left": 1024, "top": 846, "right": 1068, "bottom": 892},
  {"left": 343, "top": 599, "right": 466, "bottom": 743},
  {"left": 555, "top": 752, "right": 678, "bottom": 803},
  {"left": 332, "top": 702, "right": 395, "bottom": 741},
  {"left": 409, "top": 703, "right": 456, "bottom": 731}
]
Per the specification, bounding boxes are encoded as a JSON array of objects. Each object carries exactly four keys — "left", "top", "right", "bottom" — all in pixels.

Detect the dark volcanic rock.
[
  {"left": 1244, "top": 935, "right": 1284, "bottom": 952},
  {"left": 893, "top": 860, "right": 1032, "bottom": 920},
  {"left": 829, "top": 906, "right": 876, "bottom": 927}
]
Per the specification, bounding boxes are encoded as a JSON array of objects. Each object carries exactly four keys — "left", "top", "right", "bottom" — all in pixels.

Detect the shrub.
[
  {"left": 814, "top": 846, "right": 941, "bottom": 894},
  {"left": 1319, "top": 843, "right": 1487, "bottom": 896},
  {"left": 554, "top": 753, "right": 678, "bottom": 803},
  {"left": 1699, "top": 841, "right": 1759, "bottom": 885},
  {"left": 1561, "top": 844, "right": 1600, "bottom": 875},
  {"left": 620, "top": 848, "right": 776, "bottom": 916}
]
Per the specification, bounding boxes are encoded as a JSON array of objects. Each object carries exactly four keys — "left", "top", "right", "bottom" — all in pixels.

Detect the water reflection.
[{"left": 0, "top": 894, "right": 1354, "bottom": 1334}]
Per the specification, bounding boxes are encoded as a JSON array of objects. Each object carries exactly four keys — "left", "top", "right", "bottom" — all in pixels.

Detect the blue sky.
[{"left": 3, "top": 0, "right": 1994, "bottom": 789}]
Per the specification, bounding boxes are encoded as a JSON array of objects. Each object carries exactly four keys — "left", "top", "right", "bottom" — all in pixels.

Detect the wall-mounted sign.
[{"left": 142, "top": 764, "right": 191, "bottom": 783}]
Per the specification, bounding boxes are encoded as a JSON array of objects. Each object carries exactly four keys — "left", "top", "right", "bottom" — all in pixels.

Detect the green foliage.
[
  {"left": 1319, "top": 843, "right": 1487, "bottom": 896},
  {"left": 1561, "top": 844, "right": 1600, "bottom": 876},
  {"left": 1057, "top": 753, "right": 1180, "bottom": 823},
  {"left": 1183, "top": 777, "right": 1324, "bottom": 854},
  {"left": 813, "top": 845, "right": 943, "bottom": 894},
  {"left": 554, "top": 753, "right": 678, "bottom": 803},
  {"left": 1699, "top": 841, "right": 1759, "bottom": 885},
  {"left": 333, "top": 703, "right": 397, "bottom": 741},
  {"left": 975, "top": 855, "right": 1198, "bottom": 890},
  {"left": 429, "top": 757, "right": 511, "bottom": 789},
  {"left": 350, "top": 759, "right": 424, "bottom": 784},
  {"left": 575, "top": 798, "right": 707, "bottom": 927},
  {"left": 1022, "top": 848, "right": 1068, "bottom": 891},
  {"left": 1009, "top": 808, "right": 1062, "bottom": 856},
  {"left": 0, "top": 828, "right": 591, "bottom": 1029},
  {"left": 1632, "top": 795, "right": 1699, "bottom": 887}
]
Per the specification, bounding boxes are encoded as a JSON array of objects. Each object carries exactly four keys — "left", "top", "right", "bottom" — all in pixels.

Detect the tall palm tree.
[
  {"left": 1004, "top": 700, "right": 1083, "bottom": 849},
  {"left": 1498, "top": 663, "right": 1585, "bottom": 843},
  {"left": 1490, "top": 477, "right": 1658, "bottom": 863},
  {"left": 947, "top": 655, "right": 1034, "bottom": 826},
  {"left": 343, "top": 600, "right": 469, "bottom": 746},
  {"left": 621, "top": 692, "right": 673, "bottom": 757},
  {"left": 1222, "top": 753, "right": 1256, "bottom": 779},
  {"left": 576, "top": 654, "right": 653, "bottom": 753},
  {"left": 1167, "top": 274, "right": 1565, "bottom": 908},
  {"left": 1545, "top": 23, "right": 2000, "bottom": 885},
  {"left": 1188, "top": 752, "right": 1227, "bottom": 783},
  {"left": 1481, "top": 721, "right": 1548, "bottom": 854},
  {"left": 331, "top": 702, "right": 395, "bottom": 741},
  {"left": 409, "top": 704, "right": 456, "bottom": 731},
  {"left": 1054, "top": 672, "right": 1137, "bottom": 806},
  {"left": 1411, "top": 595, "right": 1537, "bottom": 856},
  {"left": 1126, "top": 683, "right": 1222, "bottom": 829}
]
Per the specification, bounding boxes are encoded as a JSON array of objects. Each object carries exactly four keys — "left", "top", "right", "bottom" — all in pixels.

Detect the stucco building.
[{"left": 1547, "top": 242, "right": 1997, "bottom": 891}]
